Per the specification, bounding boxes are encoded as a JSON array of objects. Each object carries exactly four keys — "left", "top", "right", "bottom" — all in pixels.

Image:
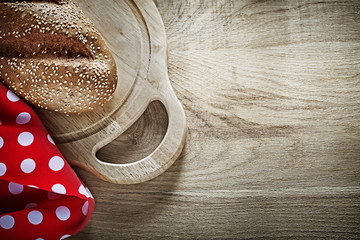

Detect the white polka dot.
[
  {"left": 21, "top": 158, "right": 36, "bottom": 173},
  {"left": 82, "top": 201, "right": 89, "bottom": 216},
  {"left": 36, "top": 238, "right": 44, "bottom": 240},
  {"left": 0, "top": 120, "right": 2, "bottom": 125},
  {"left": 78, "top": 184, "right": 88, "bottom": 197},
  {"left": 49, "top": 156, "right": 64, "bottom": 171},
  {"left": 86, "top": 187, "right": 94, "bottom": 199},
  {"left": 52, "top": 184, "right": 66, "bottom": 194},
  {"left": 27, "top": 185, "right": 39, "bottom": 189},
  {"left": 7, "top": 90, "right": 20, "bottom": 102},
  {"left": 0, "top": 162, "right": 6, "bottom": 176},
  {"left": 0, "top": 136, "right": 3, "bottom": 149},
  {"left": 60, "top": 235, "right": 71, "bottom": 240},
  {"left": 48, "top": 191, "right": 61, "bottom": 200},
  {"left": 48, "top": 134, "right": 55, "bottom": 145},
  {"left": 8, "top": 182, "right": 24, "bottom": 195},
  {"left": 0, "top": 215, "right": 15, "bottom": 229},
  {"left": 25, "top": 203, "right": 37, "bottom": 210},
  {"left": 16, "top": 112, "right": 31, "bottom": 124},
  {"left": 18, "top": 132, "right": 34, "bottom": 146},
  {"left": 28, "top": 210, "right": 43, "bottom": 225},
  {"left": 56, "top": 206, "right": 71, "bottom": 221}
]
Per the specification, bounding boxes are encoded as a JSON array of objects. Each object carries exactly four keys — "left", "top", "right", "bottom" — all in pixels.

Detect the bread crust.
[{"left": 0, "top": 0, "right": 117, "bottom": 114}]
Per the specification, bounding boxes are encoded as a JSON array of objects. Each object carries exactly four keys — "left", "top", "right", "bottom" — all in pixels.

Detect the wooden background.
[{"left": 73, "top": 0, "right": 360, "bottom": 239}]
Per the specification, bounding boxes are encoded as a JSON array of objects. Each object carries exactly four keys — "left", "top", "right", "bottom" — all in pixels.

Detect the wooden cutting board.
[{"left": 36, "top": 0, "right": 187, "bottom": 184}]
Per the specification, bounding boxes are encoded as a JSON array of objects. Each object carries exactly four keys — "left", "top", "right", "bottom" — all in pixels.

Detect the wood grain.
[
  {"left": 37, "top": 0, "right": 187, "bottom": 184},
  {"left": 71, "top": 0, "right": 360, "bottom": 239},
  {"left": 96, "top": 100, "right": 168, "bottom": 164}
]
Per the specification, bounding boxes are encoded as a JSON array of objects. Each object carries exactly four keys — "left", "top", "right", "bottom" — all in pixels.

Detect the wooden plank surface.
[{"left": 72, "top": 0, "right": 360, "bottom": 239}]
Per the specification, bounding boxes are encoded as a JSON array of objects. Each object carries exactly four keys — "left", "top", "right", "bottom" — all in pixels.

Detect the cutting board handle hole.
[{"left": 95, "top": 100, "right": 169, "bottom": 164}]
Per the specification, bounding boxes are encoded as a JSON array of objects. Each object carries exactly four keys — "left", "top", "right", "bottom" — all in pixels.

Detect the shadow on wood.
[{"left": 96, "top": 101, "right": 169, "bottom": 164}]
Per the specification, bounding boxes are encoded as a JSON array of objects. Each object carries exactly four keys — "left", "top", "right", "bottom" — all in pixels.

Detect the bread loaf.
[{"left": 0, "top": 0, "right": 117, "bottom": 114}]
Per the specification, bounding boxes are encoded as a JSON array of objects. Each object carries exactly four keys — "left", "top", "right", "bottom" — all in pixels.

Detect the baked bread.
[{"left": 0, "top": 0, "right": 117, "bottom": 114}]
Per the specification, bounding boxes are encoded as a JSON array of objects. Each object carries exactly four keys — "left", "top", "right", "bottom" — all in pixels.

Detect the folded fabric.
[{"left": 0, "top": 83, "right": 95, "bottom": 240}]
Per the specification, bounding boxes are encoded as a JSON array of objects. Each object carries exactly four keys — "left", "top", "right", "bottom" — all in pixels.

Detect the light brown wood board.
[
  {"left": 56, "top": 0, "right": 359, "bottom": 239},
  {"left": 36, "top": 0, "right": 187, "bottom": 184}
]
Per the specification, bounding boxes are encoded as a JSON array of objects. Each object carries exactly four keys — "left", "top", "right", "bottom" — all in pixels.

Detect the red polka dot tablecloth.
[{"left": 0, "top": 83, "right": 95, "bottom": 240}]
